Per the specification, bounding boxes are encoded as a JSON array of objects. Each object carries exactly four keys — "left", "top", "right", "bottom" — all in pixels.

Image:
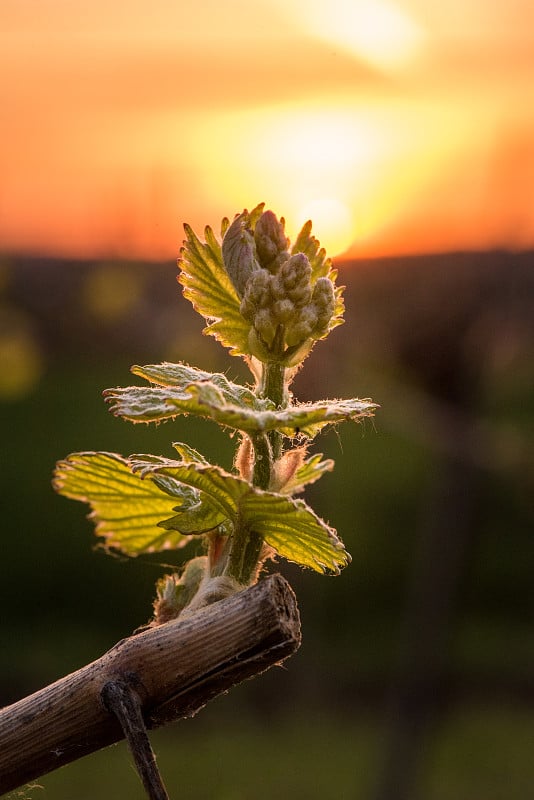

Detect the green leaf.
[
  {"left": 291, "top": 219, "right": 345, "bottom": 335},
  {"left": 178, "top": 223, "right": 251, "bottom": 356},
  {"left": 248, "top": 202, "right": 267, "bottom": 228},
  {"left": 178, "top": 211, "right": 343, "bottom": 360},
  {"left": 286, "top": 453, "right": 335, "bottom": 494},
  {"left": 159, "top": 499, "right": 227, "bottom": 535},
  {"left": 53, "top": 452, "right": 196, "bottom": 555},
  {"left": 104, "top": 385, "right": 182, "bottom": 423},
  {"left": 104, "top": 361, "right": 273, "bottom": 429},
  {"left": 130, "top": 362, "right": 258, "bottom": 407},
  {"left": 241, "top": 492, "right": 350, "bottom": 574},
  {"left": 130, "top": 457, "right": 350, "bottom": 574},
  {"left": 265, "top": 398, "right": 377, "bottom": 437},
  {"left": 104, "top": 380, "right": 271, "bottom": 429},
  {"left": 130, "top": 457, "right": 248, "bottom": 520},
  {"left": 105, "top": 369, "right": 377, "bottom": 438},
  {"left": 292, "top": 219, "right": 331, "bottom": 280},
  {"left": 171, "top": 441, "right": 210, "bottom": 464}
]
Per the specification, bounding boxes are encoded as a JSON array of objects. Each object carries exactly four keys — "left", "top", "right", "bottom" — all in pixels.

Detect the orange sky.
[{"left": 1, "top": 0, "right": 534, "bottom": 259}]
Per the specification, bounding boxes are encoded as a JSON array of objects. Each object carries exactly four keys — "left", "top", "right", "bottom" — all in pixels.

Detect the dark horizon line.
[{"left": 2, "top": 243, "right": 533, "bottom": 266}]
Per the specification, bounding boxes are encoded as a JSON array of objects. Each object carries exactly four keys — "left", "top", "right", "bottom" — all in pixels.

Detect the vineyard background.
[{"left": 1, "top": 249, "right": 533, "bottom": 799}]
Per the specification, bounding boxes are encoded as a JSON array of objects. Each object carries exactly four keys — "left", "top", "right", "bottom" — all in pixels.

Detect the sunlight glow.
[
  {"left": 185, "top": 104, "right": 392, "bottom": 255},
  {"left": 296, "top": 198, "right": 355, "bottom": 256},
  {"left": 184, "top": 99, "right": 472, "bottom": 257},
  {"left": 1, "top": 0, "right": 533, "bottom": 259}
]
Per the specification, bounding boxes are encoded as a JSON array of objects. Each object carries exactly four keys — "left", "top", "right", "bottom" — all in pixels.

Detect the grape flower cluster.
[{"left": 222, "top": 210, "right": 336, "bottom": 367}]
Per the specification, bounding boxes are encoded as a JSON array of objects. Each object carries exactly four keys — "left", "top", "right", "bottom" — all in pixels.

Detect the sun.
[
  {"left": 185, "top": 95, "right": 470, "bottom": 260},
  {"left": 186, "top": 103, "right": 387, "bottom": 256}
]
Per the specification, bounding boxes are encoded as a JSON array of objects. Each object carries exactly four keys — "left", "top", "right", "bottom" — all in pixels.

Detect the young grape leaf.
[
  {"left": 103, "top": 381, "right": 271, "bottom": 429},
  {"left": 240, "top": 492, "right": 349, "bottom": 574},
  {"left": 130, "top": 362, "right": 258, "bottom": 407},
  {"left": 178, "top": 223, "right": 251, "bottom": 356},
  {"left": 129, "top": 457, "right": 350, "bottom": 574},
  {"left": 284, "top": 453, "right": 335, "bottom": 494},
  {"left": 158, "top": 498, "right": 227, "bottom": 535},
  {"left": 171, "top": 441, "right": 210, "bottom": 464},
  {"left": 291, "top": 219, "right": 345, "bottom": 335},
  {"left": 105, "top": 378, "right": 377, "bottom": 439},
  {"left": 53, "top": 452, "right": 197, "bottom": 555},
  {"left": 247, "top": 202, "right": 267, "bottom": 228},
  {"left": 130, "top": 457, "right": 248, "bottom": 519},
  {"left": 267, "top": 398, "right": 377, "bottom": 437},
  {"left": 291, "top": 219, "right": 329, "bottom": 276}
]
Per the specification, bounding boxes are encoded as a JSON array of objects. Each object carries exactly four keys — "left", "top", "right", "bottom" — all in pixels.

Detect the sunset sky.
[{"left": 1, "top": 0, "right": 534, "bottom": 259}]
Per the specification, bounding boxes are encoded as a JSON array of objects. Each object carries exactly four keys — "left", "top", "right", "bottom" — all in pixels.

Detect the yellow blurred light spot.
[
  {"left": 0, "top": 311, "right": 44, "bottom": 401},
  {"left": 84, "top": 264, "right": 144, "bottom": 321}
]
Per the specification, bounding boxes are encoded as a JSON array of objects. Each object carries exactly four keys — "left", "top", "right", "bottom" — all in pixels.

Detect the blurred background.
[{"left": 1, "top": 2, "right": 533, "bottom": 799}]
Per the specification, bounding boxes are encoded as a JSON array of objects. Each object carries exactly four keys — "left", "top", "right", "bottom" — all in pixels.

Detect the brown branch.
[
  {"left": 0, "top": 573, "right": 301, "bottom": 795},
  {"left": 101, "top": 679, "right": 170, "bottom": 800}
]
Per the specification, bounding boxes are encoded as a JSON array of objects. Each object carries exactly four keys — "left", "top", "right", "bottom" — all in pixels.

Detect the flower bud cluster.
[
  {"left": 221, "top": 213, "right": 259, "bottom": 298},
  {"left": 222, "top": 209, "right": 336, "bottom": 364},
  {"left": 253, "top": 210, "right": 290, "bottom": 273}
]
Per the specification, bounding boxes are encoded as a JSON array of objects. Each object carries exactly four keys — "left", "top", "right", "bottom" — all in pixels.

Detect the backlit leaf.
[
  {"left": 266, "top": 398, "right": 377, "bottom": 437},
  {"left": 105, "top": 372, "right": 377, "bottom": 438},
  {"left": 130, "top": 362, "right": 258, "bottom": 407},
  {"left": 53, "top": 452, "right": 195, "bottom": 555},
  {"left": 129, "top": 457, "right": 248, "bottom": 519},
  {"left": 241, "top": 491, "right": 350, "bottom": 574},
  {"left": 158, "top": 498, "right": 227, "bottom": 535},
  {"left": 171, "top": 441, "right": 210, "bottom": 464},
  {"left": 292, "top": 219, "right": 331, "bottom": 280},
  {"left": 291, "top": 219, "right": 344, "bottom": 335},
  {"left": 285, "top": 453, "right": 335, "bottom": 494},
  {"left": 178, "top": 223, "right": 251, "bottom": 356},
  {"left": 130, "top": 457, "right": 350, "bottom": 573},
  {"left": 104, "top": 380, "right": 271, "bottom": 429}
]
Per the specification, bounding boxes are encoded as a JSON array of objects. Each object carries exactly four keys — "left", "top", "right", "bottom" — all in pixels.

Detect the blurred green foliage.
[{"left": 10, "top": 706, "right": 534, "bottom": 800}]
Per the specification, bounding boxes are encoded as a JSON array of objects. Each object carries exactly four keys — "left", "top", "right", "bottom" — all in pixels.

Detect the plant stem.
[
  {"left": 225, "top": 519, "right": 264, "bottom": 586},
  {"left": 225, "top": 359, "right": 288, "bottom": 586},
  {"left": 261, "top": 361, "right": 287, "bottom": 408},
  {"left": 251, "top": 432, "right": 272, "bottom": 490},
  {"left": 261, "top": 361, "right": 287, "bottom": 462}
]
